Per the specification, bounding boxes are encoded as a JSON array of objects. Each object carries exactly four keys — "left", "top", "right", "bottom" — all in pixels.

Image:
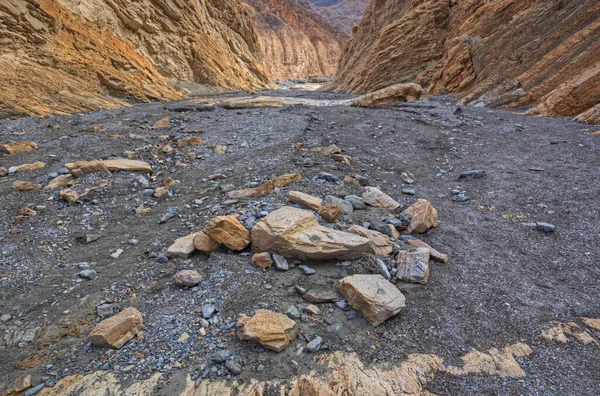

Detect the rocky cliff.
[
  {"left": 0, "top": 0, "right": 272, "bottom": 117},
  {"left": 329, "top": 0, "right": 600, "bottom": 123},
  {"left": 244, "top": 0, "right": 347, "bottom": 80},
  {"left": 307, "top": 0, "right": 370, "bottom": 35}
]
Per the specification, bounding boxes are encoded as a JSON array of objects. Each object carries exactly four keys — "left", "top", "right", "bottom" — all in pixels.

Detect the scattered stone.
[
  {"left": 403, "top": 199, "right": 438, "bottom": 234},
  {"left": 339, "top": 274, "right": 406, "bottom": 327},
  {"left": 286, "top": 306, "right": 300, "bottom": 319},
  {"left": 298, "top": 265, "right": 315, "bottom": 275},
  {"left": 193, "top": 232, "right": 220, "bottom": 255},
  {"left": 303, "top": 305, "right": 321, "bottom": 315},
  {"left": 203, "top": 214, "right": 251, "bottom": 251},
  {"left": 396, "top": 248, "right": 431, "bottom": 284},
  {"left": 209, "top": 350, "right": 231, "bottom": 363},
  {"left": 251, "top": 207, "right": 371, "bottom": 260},
  {"left": 303, "top": 290, "right": 340, "bottom": 304},
  {"left": 459, "top": 170, "right": 486, "bottom": 179},
  {"left": 166, "top": 233, "right": 198, "bottom": 259},
  {"left": 343, "top": 175, "right": 361, "bottom": 186},
  {"left": 45, "top": 175, "right": 76, "bottom": 190},
  {"left": 348, "top": 225, "right": 395, "bottom": 256},
  {"left": 78, "top": 269, "right": 97, "bottom": 280},
  {"left": 97, "top": 304, "right": 116, "bottom": 318},
  {"left": 12, "top": 181, "right": 42, "bottom": 191},
  {"left": 335, "top": 300, "right": 348, "bottom": 310},
  {"left": 0, "top": 167, "right": 7, "bottom": 177},
  {"left": 408, "top": 239, "right": 448, "bottom": 263},
  {"left": 154, "top": 186, "right": 169, "bottom": 198},
  {"left": 272, "top": 254, "right": 289, "bottom": 271},
  {"left": 153, "top": 117, "right": 171, "bottom": 129},
  {"left": 59, "top": 189, "right": 79, "bottom": 204},
  {"left": 110, "top": 249, "right": 123, "bottom": 259},
  {"left": 402, "top": 189, "right": 416, "bottom": 195},
  {"left": 323, "top": 195, "right": 353, "bottom": 215},
  {"left": 104, "top": 159, "right": 153, "bottom": 173},
  {"left": 344, "top": 195, "right": 366, "bottom": 210},
  {"left": 0, "top": 141, "right": 38, "bottom": 154},
  {"left": 375, "top": 259, "right": 391, "bottom": 280},
  {"left": 173, "top": 270, "right": 203, "bottom": 287},
  {"left": 226, "top": 173, "right": 302, "bottom": 199},
  {"left": 362, "top": 186, "right": 400, "bottom": 209},
  {"left": 536, "top": 222, "right": 556, "bottom": 233},
  {"left": 316, "top": 172, "right": 341, "bottom": 183},
  {"left": 13, "top": 161, "right": 46, "bottom": 173},
  {"left": 213, "top": 145, "right": 227, "bottom": 154},
  {"left": 351, "top": 83, "right": 422, "bottom": 107},
  {"left": 202, "top": 305, "right": 217, "bottom": 319},
  {"left": 452, "top": 191, "right": 470, "bottom": 202},
  {"left": 310, "top": 145, "right": 341, "bottom": 155},
  {"left": 331, "top": 154, "right": 356, "bottom": 165},
  {"left": 236, "top": 310, "right": 298, "bottom": 352},
  {"left": 252, "top": 252, "right": 273, "bottom": 269},
  {"left": 305, "top": 336, "right": 322, "bottom": 352},
  {"left": 88, "top": 307, "right": 143, "bottom": 348},
  {"left": 177, "top": 136, "right": 206, "bottom": 147},
  {"left": 64, "top": 160, "right": 110, "bottom": 177},
  {"left": 289, "top": 191, "right": 341, "bottom": 223},
  {"left": 400, "top": 172, "right": 414, "bottom": 184}
]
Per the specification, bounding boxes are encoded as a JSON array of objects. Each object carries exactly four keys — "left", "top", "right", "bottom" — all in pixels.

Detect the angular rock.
[
  {"left": 44, "top": 174, "right": 76, "bottom": 190},
  {"left": 0, "top": 167, "right": 7, "bottom": 177},
  {"left": 65, "top": 160, "right": 111, "bottom": 177},
  {"left": 227, "top": 173, "right": 301, "bottom": 199},
  {"left": 323, "top": 195, "right": 354, "bottom": 215},
  {"left": 408, "top": 239, "right": 448, "bottom": 263},
  {"left": 375, "top": 259, "right": 391, "bottom": 280},
  {"left": 403, "top": 199, "right": 438, "bottom": 234},
  {"left": 251, "top": 206, "right": 371, "bottom": 260},
  {"left": 536, "top": 222, "right": 556, "bottom": 233},
  {"left": 306, "top": 336, "right": 323, "bottom": 352},
  {"left": 177, "top": 137, "right": 206, "bottom": 147},
  {"left": 59, "top": 189, "right": 79, "bottom": 204},
  {"left": 0, "top": 141, "right": 38, "bottom": 154},
  {"left": 298, "top": 265, "right": 315, "bottom": 275},
  {"left": 173, "top": 270, "right": 203, "bottom": 287},
  {"left": 303, "top": 290, "right": 340, "bottom": 304},
  {"left": 88, "top": 307, "right": 143, "bottom": 348},
  {"left": 309, "top": 144, "right": 341, "bottom": 155},
  {"left": 339, "top": 274, "right": 406, "bottom": 327},
  {"left": 303, "top": 305, "right": 321, "bottom": 315},
  {"left": 12, "top": 181, "right": 42, "bottom": 191},
  {"left": 236, "top": 310, "right": 298, "bottom": 352},
  {"left": 362, "top": 187, "right": 400, "bottom": 209},
  {"left": 459, "top": 170, "right": 486, "bottom": 179},
  {"left": 14, "top": 162, "right": 46, "bottom": 173},
  {"left": 351, "top": 83, "right": 423, "bottom": 107},
  {"left": 272, "top": 254, "right": 289, "bottom": 271},
  {"left": 396, "top": 248, "right": 431, "bottom": 284},
  {"left": 103, "top": 159, "right": 152, "bottom": 173},
  {"left": 344, "top": 195, "right": 366, "bottom": 210},
  {"left": 252, "top": 252, "right": 273, "bottom": 269},
  {"left": 289, "top": 191, "right": 341, "bottom": 223},
  {"left": 193, "top": 232, "right": 220, "bottom": 255},
  {"left": 203, "top": 214, "right": 251, "bottom": 251},
  {"left": 153, "top": 117, "right": 171, "bottom": 129},
  {"left": 166, "top": 233, "right": 198, "bottom": 259},
  {"left": 348, "top": 225, "right": 395, "bottom": 256},
  {"left": 331, "top": 154, "right": 356, "bottom": 165}
]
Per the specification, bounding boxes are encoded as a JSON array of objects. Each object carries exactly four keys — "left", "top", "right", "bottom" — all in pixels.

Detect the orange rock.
[
  {"left": 203, "top": 214, "right": 251, "bottom": 251},
  {"left": 236, "top": 309, "right": 298, "bottom": 352},
  {"left": 252, "top": 252, "right": 273, "bottom": 269},
  {"left": 14, "top": 162, "right": 46, "bottom": 173},
  {"left": 343, "top": 175, "right": 361, "bottom": 186},
  {"left": 65, "top": 160, "right": 111, "bottom": 177},
  {"left": 88, "top": 307, "right": 143, "bottom": 349},
  {"left": 59, "top": 189, "right": 79, "bottom": 204},
  {"left": 177, "top": 137, "right": 206, "bottom": 147},
  {"left": 0, "top": 141, "right": 38, "bottom": 154},
  {"left": 362, "top": 186, "right": 400, "bottom": 209},
  {"left": 309, "top": 144, "right": 342, "bottom": 155},
  {"left": 173, "top": 270, "right": 203, "bottom": 287},
  {"left": 104, "top": 159, "right": 152, "bottom": 173},
  {"left": 403, "top": 199, "right": 438, "bottom": 234},
  {"left": 408, "top": 239, "right": 448, "bottom": 263},
  {"left": 193, "top": 232, "right": 220, "bottom": 255},
  {"left": 288, "top": 191, "right": 341, "bottom": 223},
  {"left": 153, "top": 117, "right": 171, "bottom": 129},
  {"left": 348, "top": 225, "right": 395, "bottom": 256},
  {"left": 12, "top": 181, "right": 42, "bottom": 191},
  {"left": 227, "top": 173, "right": 301, "bottom": 199},
  {"left": 0, "top": 167, "right": 8, "bottom": 177},
  {"left": 331, "top": 154, "right": 356, "bottom": 165},
  {"left": 45, "top": 175, "right": 77, "bottom": 190}
]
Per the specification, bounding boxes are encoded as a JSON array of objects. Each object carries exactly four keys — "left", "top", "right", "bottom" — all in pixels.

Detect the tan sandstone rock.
[
  {"left": 403, "top": 199, "right": 439, "bottom": 234},
  {"left": 396, "top": 248, "right": 431, "bottom": 284},
  {"left": 339, "top": 274, "right": 406, "bottom": 327},
  {"left": 408, "top": 239, "right": 448, "bottom": 263},
  {"left": 12, "top": 181, "right": 42, "bottom": 191},
  {"left": 288, "top": 191, "right": 341, "bottom": 223},
  {"left": 362, "top": 186, "right": 400, "bottom": 209},
  {"left": 65, "top": 160, "right": 111, "bottom": 177},
  {"left": 251, "top": 206, "right": 371, "bottom": 260},
  {"left": 252, "top": 252, "right": 273, "bottom": 269},
  {"left": 351, "top": 83, "right": 423, "bottom": 107},
  {"left": 0, "top": 167, "right": 7, "bottom": 177},
  {"left": 59, "top": 189, "right": 79, "bottom": 204},
  {"left": 348, "top": 225, "right": 395, "bottom": 256},
  {"left": 166, "top": 233, "right": 199, "bottom": 259},
  {"left": 203, "top": 214, "right": 251, "bottom": 251},
  {"left": 236, "top": 309, "right": 298, "bottom": 352},
  {"left": 0, "top": 141, "right": 38, "bottom": 154},
  {"left": 153, "top": 117, "right": 171, "bottom": 129},
  {"left": 88, "top": 307, "right": 143, "bottom": 349},
  {"left": 177, "top": 137, "right": 206, "bottom": 147},
  {"left": 103, "top": 159, "right": 152, "bottom": 173},
  {"left": 45, "top": 175, "right": 77, "bottom": 190},
  {"left": 192, "top": 232, "right": 220, "bottom": 255},
  {"left": 227, "top": 173, "right": 302, "bottom": 199},
  {"left": 14, "top": 162, "right": 46, "bottom": 173},
  {"left": 173, "top": 270, "right": 203, "bottom": 287}
]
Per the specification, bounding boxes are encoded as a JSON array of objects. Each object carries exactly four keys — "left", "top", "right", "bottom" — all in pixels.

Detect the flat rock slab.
[
  {"left": 408, "top": 239, "right": 448, "bottom": 263},
  {"left": 396, "top": 248, "right": 431, "bottom": 284},
  {"left": 166, "top": 233, "right": 198, "bottom": 259},
  {"left": 289, "top": 191, "right": 341, "bottom": 223},
  {"left": 227, "top": 173, "right": 301, "bottom": 199},
  {"left": 302, "top": 290, "right": 340, "bottom": 304},
  {"left": 88, "top": 307, "right": 143, "bottom": 348},
  {"left": 0, "top": 141, "right": 38, "bottom": 154},
  {"left": 362, "top": 186, "right": 400, "bottom": 209},
  {"left": 339, "top": 275, "right": 406, "bottom": 327},
  {"left": 251, "top": 206, "right": 371, "bottom": 260},
  {"left": 103, "top": 159, "right": 152, "bottom": 173},
  {"left": 236, "top": 310, "right": 298, "bottom": 352},
  {"left": 203, "top": 214, "right": 250, "bottom": 251}
]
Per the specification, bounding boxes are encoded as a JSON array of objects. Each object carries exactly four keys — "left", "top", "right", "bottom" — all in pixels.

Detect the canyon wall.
[
  {"left": 329, "top": 0, "right": 600, "bottom": 123},
  {"left": 244, "top": 0, "right": 347, "bottom": 80},
  {"left": 308, "top": 0, "right": 370, "bottom": 35},
  {"left": 0, "top": 0, "right": 272, "bottom": 117}
]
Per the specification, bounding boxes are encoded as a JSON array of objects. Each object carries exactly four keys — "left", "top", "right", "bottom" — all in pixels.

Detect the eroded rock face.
[
  {"left": 308, "top": 0, "right": 370, "bottom": 36},
  {"left": 88, "top": 307, "right": 143, "bottom": 349},
  {"left": 339, "top": 274, "right": 405, "bottom": 327},
  {"left": 0, "top": 0, "right": 271, "bottom": 117},
  {"left": 244, "top": 0, "right": 347, "bottom": 80},
  {"left": 329, "top": 0, "right": 600, "bottom": 123},
  {"left": 251, "top": 206, "right": 371, "bottom": 260},
  {"left": 236, "top": 309, "right": 298, "bottom": 352}
]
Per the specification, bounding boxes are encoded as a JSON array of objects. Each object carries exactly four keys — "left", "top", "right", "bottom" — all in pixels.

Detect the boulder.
[
  {"left": 88, "top": 307, "right": 143, "bottom": 348},
  {"left": 166, "top": 233, "right": 198, "bottom": 259},
  {"left": 203, "top": 214, "right": 251, "bottom": 251},
  {"left": 403, "top": 199, "right": 438, "bottom": 234},
  {"left": 396, "top": 248, "right": 431, "bottom": 284},
  {"left": 193, "top": 232, "right": 220, "bottom": 255},
  {"left": 408, "top": 239, "right": 448, "bottom": 263},
  {"left": 339, "top": 275, "right": 406, "bottom": 327},
  {"left": 252, "top": 252, "right": 273, "bottom": 269},
  {"left": 251, "top": 206, "right": 371, "bottom": 260},
  {"left": 289, "top": 191, "right": 341, "bottom": 222},
  {"left": 65, "top": 160, "right": 111, "bottom": 177},
  {"left": 173, "top": 270, "right": 203, "bottom": 287},
  {"left": 227, "top": 173, "right": 301, "bottom": 199},
  {"left": 12, "top": 181, "right": 42, "bottom": 191},
  {"left": 236, "top": 310, "right": 298, "bottom": 352},
  {"left": 351, "top": 83, "right": 423, "bottom": 107},
  {"left": 348, "top": 225, "right": 395, "bottom": 256},
  {"left": 0, "top": 141, "right": 38, "bottom": 154},
  {"left": 362, "top": 187, "right": 400, "bottom": 209}
]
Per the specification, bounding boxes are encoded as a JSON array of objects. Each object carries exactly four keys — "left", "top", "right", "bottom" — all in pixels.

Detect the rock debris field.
[{"left": 0, "top": 90, "right": 599, "bottom": 395}]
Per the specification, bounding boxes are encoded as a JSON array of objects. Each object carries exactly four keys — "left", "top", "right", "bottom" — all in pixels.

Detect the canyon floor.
[{"left": 0, "top": 90, "right": 599, "bottom": 395}]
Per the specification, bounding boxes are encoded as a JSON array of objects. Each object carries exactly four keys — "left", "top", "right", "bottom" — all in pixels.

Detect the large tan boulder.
[
  {"left": 65, "top": 160, "right": 111, "bottom": 177},
  {"left": 348, "top": 225, "right": 395, "bottom": 256},
  {"left": 88, "top": 307, "right": 143, "bottom": 348},
  {"left": 403, "top": 199, "right": 438, "bottom": 234},
  {"left": 203, "top": 214, "right": 251, "bottom": 251},
  {"left": 236, "top": 309, "right": 298, "bottom": 352},
  {"left": 251, "top": 206, "right": 371, "bottom": 260},
  {"left": 362, "top": 187, "right": 400, "bottom": 209},
  {"left": 288, "top": 191, "right": 341, "bottom": 222},
  {"left": 351, "top": 83, "right": 423, "bottom": 107},
  {"left": 339, "top": 275, "right": 406, "bottom": 327}
]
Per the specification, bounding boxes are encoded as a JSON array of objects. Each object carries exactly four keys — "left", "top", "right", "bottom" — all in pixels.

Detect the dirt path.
[{"left": 0, "top": 92, "right": 598, "bottom": 394}]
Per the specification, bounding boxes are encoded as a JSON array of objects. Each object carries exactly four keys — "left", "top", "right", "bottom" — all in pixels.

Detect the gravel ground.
[{"left": 0, "top": 91, "right": 598, "bottom": 394}]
